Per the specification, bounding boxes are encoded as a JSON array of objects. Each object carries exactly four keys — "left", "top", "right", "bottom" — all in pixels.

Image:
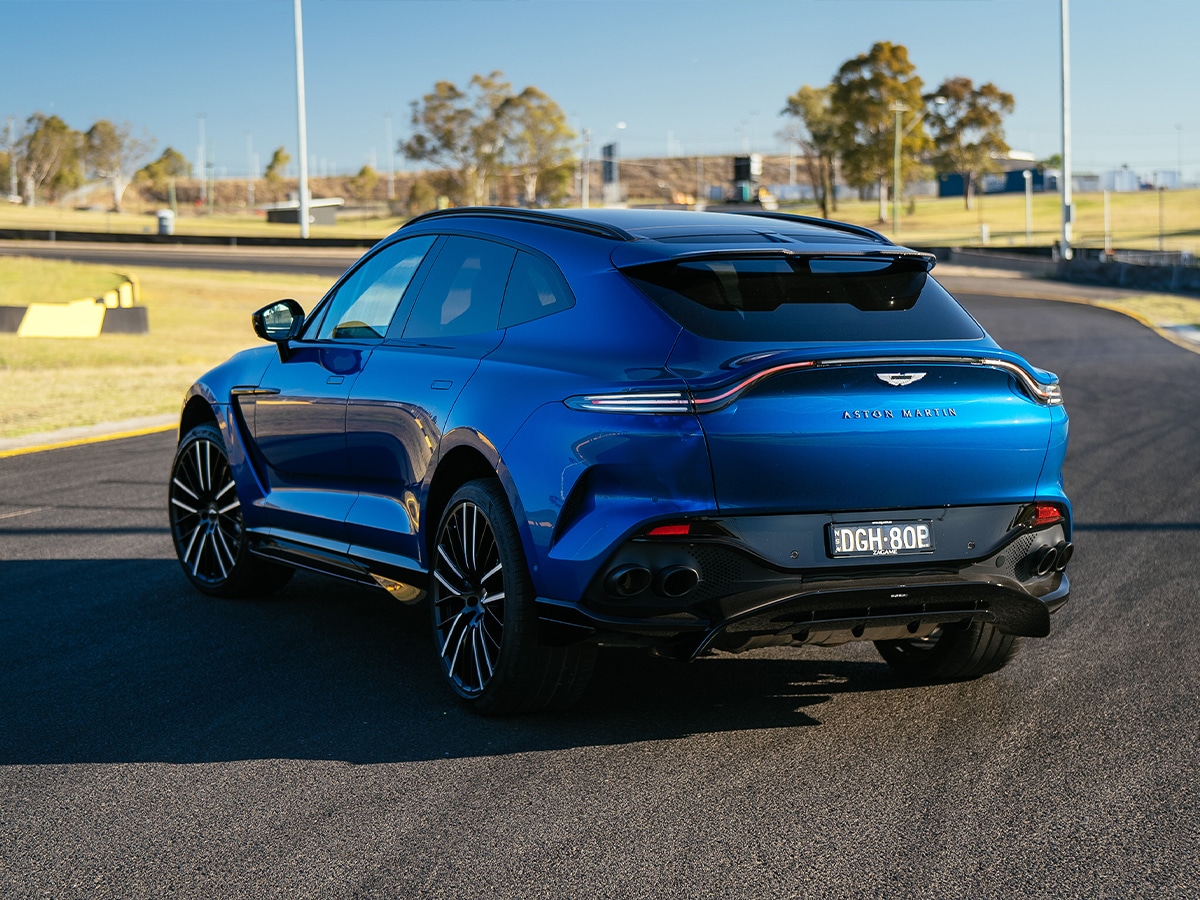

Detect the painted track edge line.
[{"left": 0, "top": 423, "right": 176, "bottom": 459}]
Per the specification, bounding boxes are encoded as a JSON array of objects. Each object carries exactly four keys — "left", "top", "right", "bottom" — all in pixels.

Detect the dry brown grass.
[{"left": 0, "top": 258, "right": 332, "bottom": 437}]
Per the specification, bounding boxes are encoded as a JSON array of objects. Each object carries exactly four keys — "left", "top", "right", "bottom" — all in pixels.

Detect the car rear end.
[{"left": 547, "top": 219, "right": 1071, "bottom": 666}]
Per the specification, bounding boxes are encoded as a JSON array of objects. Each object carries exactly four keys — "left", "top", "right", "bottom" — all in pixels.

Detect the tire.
[
  {"left": 874, "top": 620, "right": 1019, "bottom": 681},
  {"left": 430, "top": 479, "right": 594, "bottom": 715},
  {"left": 169, "top": 423, "right": 293, "bottom": 598}
]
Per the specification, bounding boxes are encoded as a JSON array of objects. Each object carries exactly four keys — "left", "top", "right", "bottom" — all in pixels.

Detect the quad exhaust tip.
[
  {"left": 1031, "top": 541, "right": 1074, "bottom": 577},
  {"left": 604, "top": 564, "right": 699, "bottom": 599},
  {"left": 605, "top": 565, "right": 651, "bottom": 598},
  {"left": 655, "top": 566, "right": 700, "bottom": 599}
]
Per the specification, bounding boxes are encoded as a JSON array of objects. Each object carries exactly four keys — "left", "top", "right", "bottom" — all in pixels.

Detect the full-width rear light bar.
[{"left": 564, "top": 357, "right": 1062, "bottom": 414}]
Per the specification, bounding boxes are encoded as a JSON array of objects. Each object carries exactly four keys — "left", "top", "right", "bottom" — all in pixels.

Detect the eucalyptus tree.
[
  {"left": 403, "top": 71, "right": 515, "bottom": 207},
  {"left": 780, "top": 83, "right": 839, "bottom": 218},
  {"left": 507, "top": 86, "right": 575, "bottom": 207},
  {"left": 16, "top": 113, "right": 82, "bottom": 206},
  {"left": 925, "top": 77, "right": 1016, "bottom": 210},
  {"left": 830, "top": 41, "right": 926, "bottom": 223}
]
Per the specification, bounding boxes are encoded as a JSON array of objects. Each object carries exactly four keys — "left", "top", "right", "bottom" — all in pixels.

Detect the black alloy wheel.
[
  {"left": 169, "top": 423, "right": 292, "bottom": 597},
  {"left": 430, "top": 479, "right": 594, "bottom": 715}
]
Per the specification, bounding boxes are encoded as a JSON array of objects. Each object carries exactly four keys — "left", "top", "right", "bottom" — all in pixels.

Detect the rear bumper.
[{"left": 535, "top": 505, "right": 1072, "bottom": 660}]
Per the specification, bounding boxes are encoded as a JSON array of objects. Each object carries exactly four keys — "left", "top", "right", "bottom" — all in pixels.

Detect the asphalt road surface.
[{"left": 2, "top": 292, "right": 1199, "bottom": 899}]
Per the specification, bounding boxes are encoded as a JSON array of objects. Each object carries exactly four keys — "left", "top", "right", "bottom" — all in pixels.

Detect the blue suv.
[{"left": 169, "top": 208, "right": 1072, "bottom": 714}]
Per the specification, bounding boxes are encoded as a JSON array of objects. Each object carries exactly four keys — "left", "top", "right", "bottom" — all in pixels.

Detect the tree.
[
  {"left": 348, "top": 164, "right": 380, "bottom": 201},
  {"left": 925, "top": 77, "right": 1015, "bottom": 210},
  {"left": 830, "top": 42, "right": 926, "bottom": 222},
  {"left": 780, "top": 84, "right": 840, "bottom": 218},
  {"left": 136, "top": 147, "right": 190, "bottom": 200},
  {"left": 507, "top": 86, "right": 575, "bottom": 207},
  {"left": 16, "top": 113, "right": 82, "bottom": 206},
  {"left": 84, "top": 119, "right": 155, "bottom": 212},
  {"left": 264, "top": 147, "right": 291, "bottom": 183},
  {"left": 402, "top": 71, "right": 514, "bottom": 206}
]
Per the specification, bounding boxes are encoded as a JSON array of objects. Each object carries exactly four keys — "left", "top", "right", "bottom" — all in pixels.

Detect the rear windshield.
[{"left": 623, "top": 256, "right": 985, "bottom": 342}]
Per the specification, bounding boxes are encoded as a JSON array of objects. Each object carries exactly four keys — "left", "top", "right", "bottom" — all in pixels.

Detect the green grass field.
[
  {"left": 0, "top": 256, "right": 332, "bottom": 437},
  {"left": 773, "top": 189, "right": 1200, "bottom": 253},
  {"left": 3, "top": 187, "right": 1198, "bottom": 252}
]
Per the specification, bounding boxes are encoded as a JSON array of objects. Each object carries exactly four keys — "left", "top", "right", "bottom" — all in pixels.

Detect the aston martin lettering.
[
  {"left": 902, "top": 408, "right": 957, "bottom": 418},
  {"left": 843, "top": 409, "right": 894, "bottom": 419},
  {"left": 877, "top": 372, "right": 927, "bottom": 387},
  {"left": 842, "top": 408, "right": 957, "bottom": 419}
]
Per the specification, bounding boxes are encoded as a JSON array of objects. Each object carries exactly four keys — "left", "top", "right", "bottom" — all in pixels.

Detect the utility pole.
[
  {"left": 6, "top": 117, "right": 16, "bottom": 199},
  {"left": 198, "top": 115, "right": 206, "bottom": 202},
  {"left": 581, "top": 128, "right": 591, "bottom": 209},
  {"left": 294, "top": 0, "right": 310, "bottom": 238}
]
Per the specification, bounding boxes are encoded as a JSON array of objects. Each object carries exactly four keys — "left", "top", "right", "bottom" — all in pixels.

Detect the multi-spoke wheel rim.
[
  {"left": 170, "top": 437, "right": 243, "bottom": 586},
  {"left": 432, "top": 500, "right": 505, "bottom": 697}
]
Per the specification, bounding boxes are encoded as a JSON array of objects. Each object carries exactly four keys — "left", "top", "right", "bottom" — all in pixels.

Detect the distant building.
[
  {"left": 260, "top": 194, "right": 345, "bottom": 225},
  {"left": 938, "top": 152, "right": 1045, "bottom": 198}
]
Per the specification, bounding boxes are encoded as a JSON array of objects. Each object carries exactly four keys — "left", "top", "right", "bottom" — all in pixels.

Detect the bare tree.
[{"left": 84, "top": 119, "right": 155, "bottom": 212}]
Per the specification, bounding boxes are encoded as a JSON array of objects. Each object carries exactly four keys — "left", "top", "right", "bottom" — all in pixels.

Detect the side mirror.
[{"left": 252, "top": 299, "right": 305, "bottom": 358}]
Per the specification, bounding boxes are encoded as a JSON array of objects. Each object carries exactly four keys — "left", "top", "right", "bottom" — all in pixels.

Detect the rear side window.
[
  {"left": 499, "top": 251, "right": 574, "bottom": 328},
  {"left": 623, "top": 256, "right": 984, "bottom": 342},
  {"left": 402, "top": 236, "right": 516, "bottom": 339}
]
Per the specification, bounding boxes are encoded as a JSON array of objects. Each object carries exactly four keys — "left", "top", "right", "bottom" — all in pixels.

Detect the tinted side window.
[
  {"left": 315, "top": 235, "right": 436, "bottom": 340},
  {"left": 402, "top": 236, "right": 516, "bottom": 339},
  {"left": 499, "top": 251, "right": 575, "bottom": 328}
]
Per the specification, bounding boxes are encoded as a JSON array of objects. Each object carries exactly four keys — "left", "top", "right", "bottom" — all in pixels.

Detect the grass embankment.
[
  {"left": 3, "top": 188, "right": 1199, "bottom": 252},
  {"left": 0, "top": 256, "right": 331, "bottom": 438}
]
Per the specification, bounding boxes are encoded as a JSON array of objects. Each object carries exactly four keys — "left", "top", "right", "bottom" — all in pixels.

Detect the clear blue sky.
[{"left": 2, "top": 0, "right": 1195, "bottom": 184}]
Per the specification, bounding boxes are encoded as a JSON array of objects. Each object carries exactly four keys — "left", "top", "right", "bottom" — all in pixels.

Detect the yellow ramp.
[{"left": 17, "top": 298, "right": 107, "bottom": 338}]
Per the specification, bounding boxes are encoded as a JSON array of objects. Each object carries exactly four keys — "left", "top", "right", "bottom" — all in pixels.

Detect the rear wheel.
[
  {"left": 874, "top": 620, "right": 1018, "bottom": 681},
  {"left": 169, "top": 423, "right": 292, "bottom": 598},
  {"left": 431, "top": 479, "right": 594, "bottom": 715}
]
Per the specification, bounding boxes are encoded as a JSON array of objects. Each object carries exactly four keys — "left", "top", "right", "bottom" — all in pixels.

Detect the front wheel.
[
  {"left": 430, "top": 479, "right": 594, "bottom": 715},
  {"left": 875, "top": 620, "right": 1018, "bottom": 681},
  {"left": 169, "top": 423, "right": 292, "bottom": 598}
]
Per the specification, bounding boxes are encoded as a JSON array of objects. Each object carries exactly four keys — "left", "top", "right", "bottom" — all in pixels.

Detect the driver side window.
[{"left": 315, "top": 235, "right": 436, "bottom": 340}]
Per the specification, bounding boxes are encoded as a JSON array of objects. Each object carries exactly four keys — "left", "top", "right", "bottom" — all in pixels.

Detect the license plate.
[{"left": 829, "top": 520, "right": 935, "bottom": 558}]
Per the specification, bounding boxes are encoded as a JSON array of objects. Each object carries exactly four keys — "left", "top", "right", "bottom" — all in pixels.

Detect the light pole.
[
  {"left": 891, "top": 97, "right": 945, "bottom": 238},
  {"left": 1060, "top": 0, "right": 1073, "bottom": 260},
  {"left": 293, "top": 0, "right": 310, "bottom": 239},
  {"left": 385, "top": 114, "right": 395, "bottom": 201}
]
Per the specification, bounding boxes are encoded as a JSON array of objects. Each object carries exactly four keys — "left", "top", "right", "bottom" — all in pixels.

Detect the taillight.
[
  {"left": 1014, "top": 503, "right": 1066, "bottom": 530},
  {"left": 1034, "top": 504, "right": 1064, "bottom": 525},
  {"left": 564, "top": 391, "right": 692, "bottom": 414}
]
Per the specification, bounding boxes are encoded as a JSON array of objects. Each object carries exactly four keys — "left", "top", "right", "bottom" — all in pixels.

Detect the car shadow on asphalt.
[{"left": 2, "top": 561, "right": 919, "bottom": 767}]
